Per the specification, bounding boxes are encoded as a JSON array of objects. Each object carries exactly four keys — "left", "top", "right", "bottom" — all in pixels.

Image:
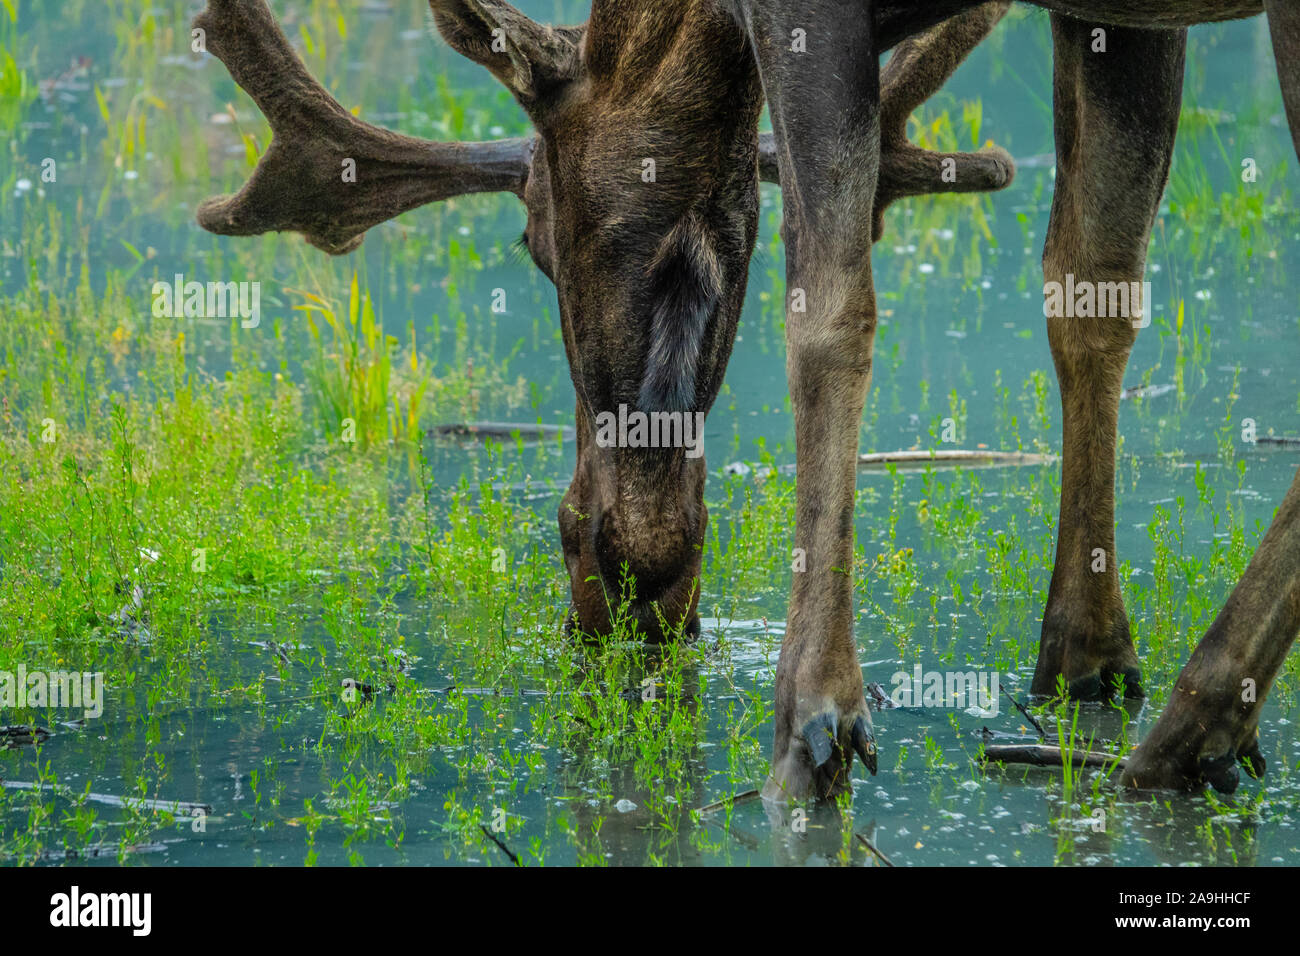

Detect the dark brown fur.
[
  {"left": 194, "top": 0, "right": 1300, "bottom": 799},
  {"left": 1032, "top": 17, "right": 1187, "bottom": 702},
  {"left": 191, "top": 0, "right": 1011, "bottom": 652}
]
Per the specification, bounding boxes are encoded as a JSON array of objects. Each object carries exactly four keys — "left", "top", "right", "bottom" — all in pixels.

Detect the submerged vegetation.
[{"left": 0, "top": 1, "right": 1298, "bottom": 865}]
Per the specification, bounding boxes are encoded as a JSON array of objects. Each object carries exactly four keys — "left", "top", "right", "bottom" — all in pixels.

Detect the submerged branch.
[
  {"left": 479, "top": 824, "right": 522, "bottom": 866},
  {"left": 980, "top": 745, "right": 1126, "bottom": 770},
  {"left": 697, "top": 788, "right": 761, "bottom": 815},
  {"left": 2, "top": 780, "right": 213, "bottom": 815},
  {"left": 856, "top": 830, "right": 896, "bottom": 868},
  {"left": 1002, "top": 690, "right": 1048, "bottom": 740},
  {"left": 858, "top": 449, "right": 1057, "bottom": 470}
]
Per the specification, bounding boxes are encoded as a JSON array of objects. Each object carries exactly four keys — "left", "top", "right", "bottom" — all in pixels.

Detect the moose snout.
[{"left": 559, "top": 459, "right": 706, "bottom": 643}]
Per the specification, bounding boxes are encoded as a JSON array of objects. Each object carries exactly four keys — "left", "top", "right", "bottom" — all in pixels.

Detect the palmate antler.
[
  {"left": 874, "top": 2, "right": 1014, "bottom": 239},
  {"left": 193, "top": 0, "right": 1013, "bottom": 254},
  {"left": 755, "top": 3, "right": 1015, "bottom": 241},
  {"left": 192, "top": 0, "right": 534, "bottom": 254}
]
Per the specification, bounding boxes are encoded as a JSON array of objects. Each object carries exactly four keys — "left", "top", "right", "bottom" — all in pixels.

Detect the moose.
[{"left": 192, "top": 0, "right": 1300, "bottom": 803}]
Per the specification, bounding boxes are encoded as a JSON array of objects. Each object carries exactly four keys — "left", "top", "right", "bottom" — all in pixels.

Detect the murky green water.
[{"left": 2, "top": 1, "right": 1298, "bottom": 865}]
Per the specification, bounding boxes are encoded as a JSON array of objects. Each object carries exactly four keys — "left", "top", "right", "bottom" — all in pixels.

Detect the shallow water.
[{"left": 1, "top": 2, "right": 1298, "bottom": 865}]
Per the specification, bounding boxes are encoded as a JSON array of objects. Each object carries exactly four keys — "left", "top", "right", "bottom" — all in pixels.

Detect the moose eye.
[
  {"left": 510, "top": 231, "right": 532, "bottom": 265},
  {"left": 514, "top": 225, "right": 554, "bottom": 284}
]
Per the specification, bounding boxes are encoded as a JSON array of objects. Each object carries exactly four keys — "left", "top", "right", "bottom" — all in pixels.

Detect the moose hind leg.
[
  {"left": 1031, "top": 17, "right": 1187, "bottom": 701},
  {"left": 1121, "top": 467, "right": 1300, "bottom": 792},
  {"left": 1121, "top": 0, "right": 1300, "bottom": 793}
]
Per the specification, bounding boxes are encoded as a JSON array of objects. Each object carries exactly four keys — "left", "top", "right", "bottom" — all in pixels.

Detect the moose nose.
[{"left": 561, "top": 482, "right": 706, "bottom": 642}]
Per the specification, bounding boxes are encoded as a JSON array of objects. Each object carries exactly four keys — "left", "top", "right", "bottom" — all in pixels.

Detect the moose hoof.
[
  {"left": 1065, "top": 665, "right": 1143, "bottom": 702},
  {"left": 1122, "top": 709, "right": 1269, "bottom": 793},
  {"left": 764, "top": 706, "right": 876, "bottom": 803},
  {"left": 1239, "top": 739, "right": 1267, "bottom": 779},
  {"left": 1126, "top": 740, "right": 1270, "bottom": 794},
  {"left": 1194, "top": 741, "right": 1266, "bottom": 794},
  {"left": 1198, "top": 752, "right": 1240, "bottom": 795}
]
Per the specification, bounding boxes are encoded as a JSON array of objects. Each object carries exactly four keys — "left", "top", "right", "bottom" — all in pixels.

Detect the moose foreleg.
[
  {"left": 1031, "top": 17, "right": 1186, "bottom": 700},
  {"left": 748, "top": 8, "right": 883, "bottom": 801},
  {"left": 1122, "top": 468, "right": 1300, "bottom": 792},
  {"left": 192, "top": 0, "right": 531, "bottom": 254}
]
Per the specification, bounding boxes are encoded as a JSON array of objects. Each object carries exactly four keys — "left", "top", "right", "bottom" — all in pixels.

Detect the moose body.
[{"left": 194, "top": 0, "right": 1300, "bottom": 801}]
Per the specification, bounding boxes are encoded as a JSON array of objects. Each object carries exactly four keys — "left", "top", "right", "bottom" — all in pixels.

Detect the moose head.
[{"left": 193, "top": 0, "right": 1013, "bottom": 641}]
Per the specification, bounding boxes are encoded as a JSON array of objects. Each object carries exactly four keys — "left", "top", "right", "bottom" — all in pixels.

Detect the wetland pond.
[{"left": 1, "top": 1, "right": 1299, "bottom": 866}]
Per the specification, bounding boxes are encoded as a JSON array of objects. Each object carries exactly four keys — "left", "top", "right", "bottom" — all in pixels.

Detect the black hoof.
[
  {"left": 1238, "top": 739, "right": 1267, "bottom": 779},
  {"left": 1066, "top": 672, "right": 1103, "bottom": 701},
  {"left": 1199, "top": 751, "right": 1240, "bottom": 794},
  {"left": 851, "top": 715, "right": 877, "bottom": 775},
  {"left": 800, "top": 713, "right": 838, "bottom": 769}
]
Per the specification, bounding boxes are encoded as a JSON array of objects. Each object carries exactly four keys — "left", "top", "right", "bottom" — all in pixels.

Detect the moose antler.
[
  {"left": 194, "top": 0, "right": 1013, "bottom": 254},
  {"left": 192, "top": 0, "right": 532, "bottom": 254},
  {"left": 874, "top": 1, "right": 1014, "bottom": 240},
  {"left": 759, "top": 3, "right": 1016, "bottom": 241}
]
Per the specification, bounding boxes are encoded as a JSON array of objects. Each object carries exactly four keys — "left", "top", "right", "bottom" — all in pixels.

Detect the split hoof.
[
  {"left": 1199, "top": 752, "right": 1240, "bottom": 795},
  {"left": 1238, "top": 738, "right": 1267, "bottom": 779},
  {"left": 767, "top": 706, "right": 876, "bottom": 802},
  {"left": 799, "top": 712, "right": 877, "bottom": 776},
  {"left": 801, "top": 711, "right": 837, "bottom": 769},
  {"left": 1065, "top": 665, "right": 1143, "bottom": 702}
]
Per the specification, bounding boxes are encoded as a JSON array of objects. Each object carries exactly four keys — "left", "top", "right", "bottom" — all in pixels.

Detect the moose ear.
[{"left": 429, "top": 0, "right": 581, "bottom": 105}]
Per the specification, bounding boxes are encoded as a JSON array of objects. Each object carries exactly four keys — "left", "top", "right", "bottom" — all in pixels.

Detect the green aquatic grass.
[
  {"left": 1, "top": 271, "right": 1293, "bottom": 865},
  {"left": 2, "top": 0, "right": 1298, "bottom": 867}
]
